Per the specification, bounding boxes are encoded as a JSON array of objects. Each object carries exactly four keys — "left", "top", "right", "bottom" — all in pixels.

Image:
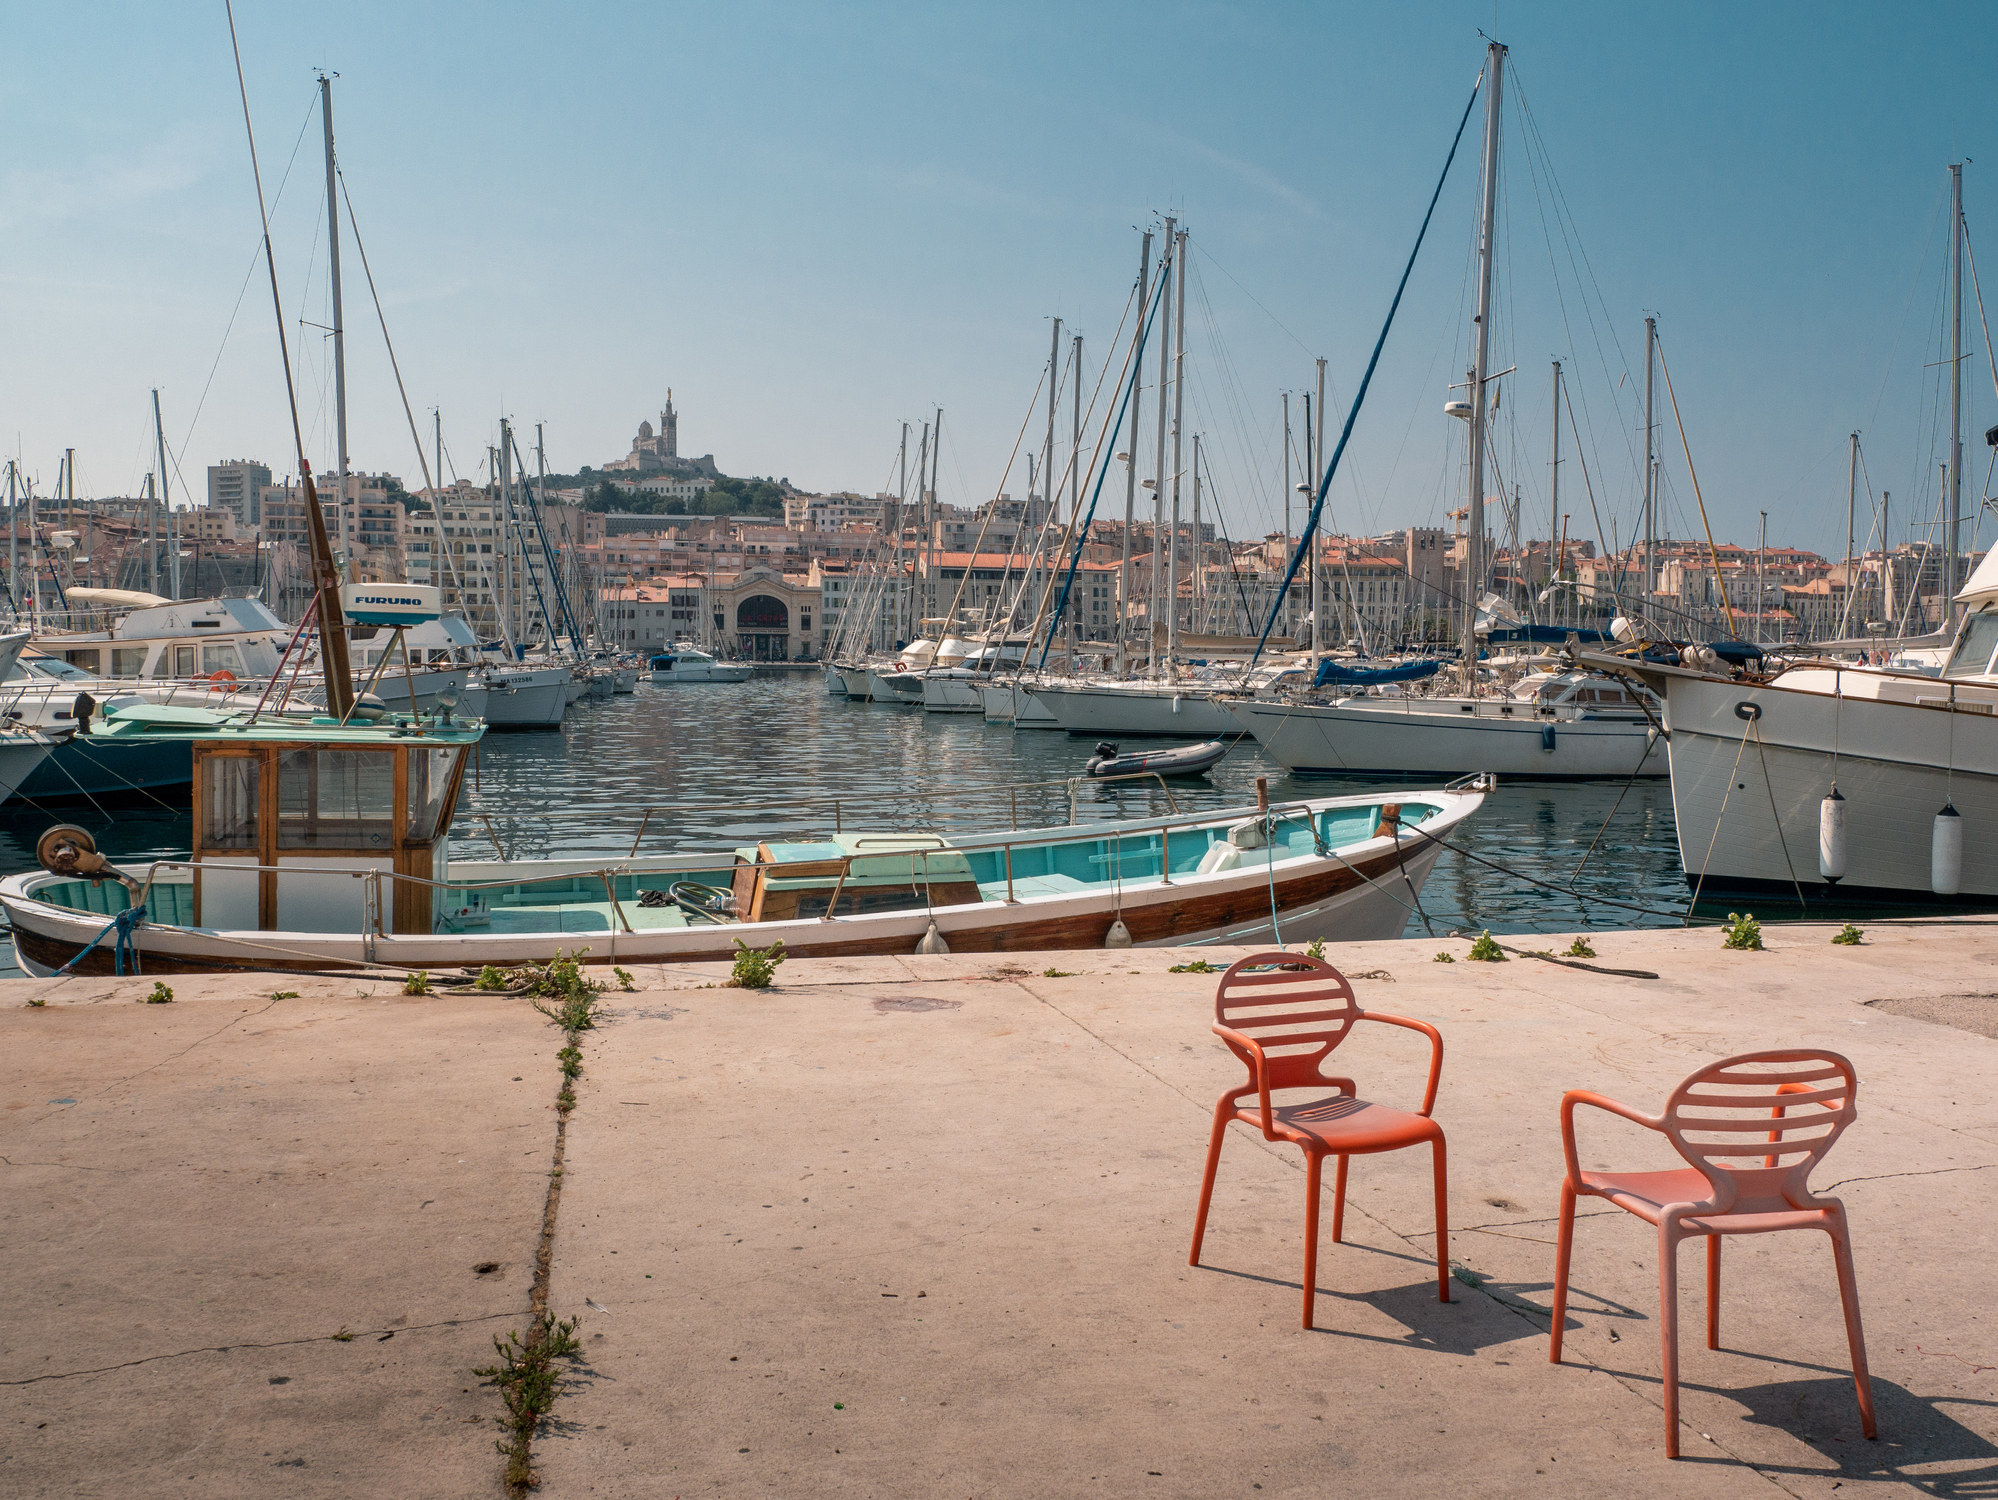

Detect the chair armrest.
[
  {"left": 1561, "top": 1089, "right": 1662, "bottom": 1188},
  {"left": 1358, "top": 1011, "right": 1444, "bottom": 1117},
  {"left": 1214, "top": 1023, "right": 1277, "bottom": 1139}
]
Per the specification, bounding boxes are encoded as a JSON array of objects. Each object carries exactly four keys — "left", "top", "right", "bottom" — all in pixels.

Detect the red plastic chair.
[
  {"left": 1189, "top": 951, "right": 1449, "bottom": 1328},
  {"left": 1550, "top": 1049, "right": 1876, "bottom": 1457}
]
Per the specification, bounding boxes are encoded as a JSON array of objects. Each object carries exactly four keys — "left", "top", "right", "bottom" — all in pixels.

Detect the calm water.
[{"left": 0, "top": 672, "right": 1694, "bottom": 942}]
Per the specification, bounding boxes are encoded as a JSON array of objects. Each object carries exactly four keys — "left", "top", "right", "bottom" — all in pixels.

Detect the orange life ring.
[{"left": 206, "top": 669, "right": 238, "bottom": 684}]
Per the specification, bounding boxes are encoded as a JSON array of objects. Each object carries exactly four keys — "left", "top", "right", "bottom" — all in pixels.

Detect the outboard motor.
[{"left": 1086, "top": 741, "right": 1121, "bottom": 776}]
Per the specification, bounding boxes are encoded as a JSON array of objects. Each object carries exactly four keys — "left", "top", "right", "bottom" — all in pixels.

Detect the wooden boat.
[{"left": 1, "top": 714, "right": 1490, "bottom": 971}]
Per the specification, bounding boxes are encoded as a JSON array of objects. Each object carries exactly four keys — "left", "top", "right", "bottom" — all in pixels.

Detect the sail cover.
[{"left": 1313, "top": 657, "right": 1446, "bottom": 688}]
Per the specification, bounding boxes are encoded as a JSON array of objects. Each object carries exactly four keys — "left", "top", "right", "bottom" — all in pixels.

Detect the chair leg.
[
  {"left": 1660, "top": 1226, "right": 1683, "bottom": 1459},
  {"left": 1302, "top": 1149, "right": 1323, "bottom": 1330},
  {"left": 1431, "top": 1135, "right": 1450, "bottom": 1303},
  {"left": 1331, "top": 1154, "right": 1349, "bottom": 1243},
  {"left": 1706, "top": 1235, "right": 1721, "bottom": 1350},
  {"left": 1550, "top": 1179, "right": 1576, "bottom": 1363},
  {"left": 1188, "top": 1100, "right": 1231, "bottom": 1267},
  {"left": 1827, "top": 1212, "right": 1878, "bottom": 1440}
]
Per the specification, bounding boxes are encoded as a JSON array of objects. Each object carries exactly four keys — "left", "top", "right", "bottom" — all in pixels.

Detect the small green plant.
[
  {"left": 1041, "top": 967, "right": 1074, "bottom": 978},
  {"left": 1433, "top": 951, "right": 1455, "bottom": 964},
  {"left": 613, "top": 965, "right": 636, "bottom": 991},
  {"left": 26, "top": 995, "right": 46, "bottom": 1008},
  {"left": 144, "top": 981, "right": 174, "bottom": 1004},
  {"left": 1168, "top": 959, "right": 1218, "bottom": 974},
  {"left": 403, "top": 971, "right": 433, "bottom": 996},
  {"left": 1304, "top": 938, "right": 1326, "bottom": 960},
  {"left": 474, "top": 965, "right": 510, "bottom": 992},
  {"left": 271, "top": 990, "right": 299, "bottom": 1000},
  {"left": 1722, "top": 912, "right": 1764, "bottom": 951},
  {"left": 476, "top": 1311, "right": 583, "bottom": 1493},
  {"left": 331, "top": 1326, "right": 355, "bottom": 1342},
  {"left": 1466, "top": 931, "right": 1507, "bottom": 962},
  {"left": 1564, "top": 937, "right": 1596, "bottom": 959},
  {"left": 557, "top": 1044, "right": 582, "bottom": 1080},
  {"left": 726, "top": 938, "right": 787, "bottom": 989},
  {"left": 1832, "top": 923, "right": 1865, "bottom": 946}
]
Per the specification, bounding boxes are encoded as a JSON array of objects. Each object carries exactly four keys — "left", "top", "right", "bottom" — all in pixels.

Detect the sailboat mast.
[
  {"left": 1312, "top": 356, "right": 1325, "bottom": 654},
  {"left": 1948, "top": 162, "right": 1965, "bottom": 623},
  {"left": 1122, "top": 231, "right": 1149, "bottom": 659},
  {"left": 152, "top": 390, "right": 175, "bottom": 598},
  {"left": 1461, "top": 38, "right": 1505, "bottom": 682},
  {"left": 1191, "top": 434, "right": 1202, "bottom": 632},
  {"left": 1643, "top": 314, "right": 1657, "bottom": 611},
  {"left": 320, "top": 74, "right": 349, "bottom": 564},
  {"left": 1281, "top": 392, "right": 1291, "bottom": 639},
  {"left": 1846, "top": 430, "right": 1859, "bottom": 627},
  {"left": 1550, "top": 360, "right": 1561, "bottom": 611},
  {"left": 1044, "top": 317, "right": 1060, "bottom": 650},
  {"left": 1069, "top": 333, "right": 1082, "bottom": 658},
  {"left": 1168, "top": 226, "right": 1188, "bottom": 665},
  {"left": 1150, "top": 218, "right": 1175, "bottom": 676},
  {"left": 929, "top": 406, "right": 943, "bottom": 634}
]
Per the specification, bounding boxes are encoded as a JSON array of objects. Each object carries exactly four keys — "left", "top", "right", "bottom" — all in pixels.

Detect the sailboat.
[{"left": 1589, "top": 164, "right": 1998, "bottom": 905}]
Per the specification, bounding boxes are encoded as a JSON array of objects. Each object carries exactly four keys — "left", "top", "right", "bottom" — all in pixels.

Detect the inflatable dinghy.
[{"left": 1084, "top": 739, "right": 1227, "bottom": 779}]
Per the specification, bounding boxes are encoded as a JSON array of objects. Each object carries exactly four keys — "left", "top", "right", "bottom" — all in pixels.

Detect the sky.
[{"left": 3, "top": 1, "right": 1997, "bottom": 562}]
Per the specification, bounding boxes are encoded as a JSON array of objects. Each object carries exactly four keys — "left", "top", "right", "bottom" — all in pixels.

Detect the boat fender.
[
  {"left": 1818, "top": 785, "right": 1847, "bottom": 884},
  {"left": 916, "top": 920, "right": 951, "bottom": 954},
  {"left": 1933, "top": 803, "right": 1963, "bottom": 896},
  {"left": 1374, "top": 803, "right": 1402, "bottom": 840},
  {"left": 1541, "top": 724, "right": 1557, "bottom": 753},
  {"left": 1103, "top": 918, "right": 1133, "bottom": 949},
  {"left": 1172, "top": 695, "right": 1183, "bottom": 714}
]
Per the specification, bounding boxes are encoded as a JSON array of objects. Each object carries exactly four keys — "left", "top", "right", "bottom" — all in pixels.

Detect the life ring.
[{"left": 206, "top": 669, "right": 238, "bottom": 684}]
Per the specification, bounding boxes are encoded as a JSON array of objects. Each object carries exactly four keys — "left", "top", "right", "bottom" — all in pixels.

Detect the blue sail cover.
[
  {"left": 1484, "top": 625, "right": 1612, "bottom": 645},
  {"left": 1313, "top": 657, "right": 1446, "bottom": 688}
]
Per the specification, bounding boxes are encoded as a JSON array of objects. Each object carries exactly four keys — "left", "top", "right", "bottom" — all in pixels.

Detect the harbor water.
[{"left": 0, "top": 673, "right": 1692, "bottom": 950}]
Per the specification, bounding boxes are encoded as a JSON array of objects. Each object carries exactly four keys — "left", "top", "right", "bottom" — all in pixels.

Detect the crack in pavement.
[
  {"left": 0, "top": 1312, "right": 517, "bottom": 1386},
  {"left": 19, "top": 994, "right": 286, "bottom": 1126}
]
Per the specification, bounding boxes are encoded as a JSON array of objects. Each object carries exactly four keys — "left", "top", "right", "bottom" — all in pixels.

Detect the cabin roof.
[{"left": 97, "top": 702, "right": 486, "bottom": 747}]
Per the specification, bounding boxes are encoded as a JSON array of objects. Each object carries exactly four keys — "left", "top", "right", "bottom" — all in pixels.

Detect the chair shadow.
[
  {"left": 1580, "top": 1347, "right": 1998, "bottom": 1495},
  {"left": 1196, "top": 1260, "right": 1526, "bottom": 1356}
]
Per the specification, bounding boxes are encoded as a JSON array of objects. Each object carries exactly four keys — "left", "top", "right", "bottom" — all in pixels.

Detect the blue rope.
[
  {"left": 1249, "top": 67, "right": 1485, "bottom": 669},
  {"left": 52, "top": 904, "right": 147, "bottom": 976}
]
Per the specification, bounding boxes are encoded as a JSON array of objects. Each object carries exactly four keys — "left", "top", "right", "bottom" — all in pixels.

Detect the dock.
[{"left": 5, "top": 921, "right": 1995, "bottom": 1496}]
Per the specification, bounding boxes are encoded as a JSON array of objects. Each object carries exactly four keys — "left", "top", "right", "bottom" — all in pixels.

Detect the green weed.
[
  {"left": 474, "top": 965, "right": 510, "bottom": 992},
  {"left": 1563, "top": 937, "right": 1596, "bottom": 958},
  {"left": 1304, "top": 938, "right": 1326, "bottom": 960},
  {"left": 1832, "top": 923, "right": 1865, "bottom": 946},
  {"left": 402, "top": 971, "right": 433, "bottom": 996},
  {"left": 144, "top": 981, "right": 174, "bottom": 1004},
  {"left": 1722, "top": 912, "right": 1764, "bottom": 951},
  {"left": 1041, "top": 966, "right": 1074, "bottom": 978},
  {"left": 1433, "top": 951, "right": 1455, "bottom": 964},
  {"left": 476, "top": 1311, "right": 583, "bottom": 1494},
  {"left": 1168, "top": 959, "right": 1218, "bottom": 974},
  {"left": 613, "top": 965, "right": 636, "bottom": 991},
  {"left": 271, "top": 990, "right": 300, "bottom": 1000},
  {"left": 726, "top": 938, "right": 787, "bottom": 990},
  {"left": 1466, "top": 931, "right": 1507, "bottom": 962}
]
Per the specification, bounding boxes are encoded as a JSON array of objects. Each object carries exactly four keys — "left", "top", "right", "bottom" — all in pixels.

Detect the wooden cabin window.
[
  {"left": 277, "top": 748, "right": 396, "bottom": 850},
  {"left": 404, "top": 747, "right": 461, "bottom": 842},
  {"left": 201, "top": 756, "right": 260, "bottom": 850}
]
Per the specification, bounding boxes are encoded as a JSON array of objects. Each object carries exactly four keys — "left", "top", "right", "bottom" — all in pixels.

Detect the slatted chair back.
[
  {"left": 1661, "top": 1050, "right": 1858, "bottom": 1215},
  {"left": 1213, "top": 952, "right": 1362, "bottom": 1092}
]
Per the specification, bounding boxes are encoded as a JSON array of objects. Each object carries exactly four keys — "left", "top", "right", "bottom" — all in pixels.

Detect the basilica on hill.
[{"left": 606, "top": 392, "right": 719, "bottom": 477}]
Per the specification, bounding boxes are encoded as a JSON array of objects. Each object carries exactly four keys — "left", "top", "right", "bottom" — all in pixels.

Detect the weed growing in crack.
[
  {"left": 1563, "top": 937, "right": 1596, "bottom": 958},
  {"left": 613, "top": 966, "right": 636, "bottom": 992},
  {"left": 144, "top": 981, "right": 174, "bottom": 1004},
  {"left": 558, "top": 1044, "right": 582, "bottom": 1080},
  {"left": 1466, "top": 932, "right": 1506, "bottom": 962},
  {"left": 403, "top": 971, "right": 433, "bottom": 996},
  {"left": 1167, "top": 960, "right": 1217, "bottom": 974},
  {"left": 475, "top": 965, "right": 510, "bottom": 992},
  {"left": 271, "top": 990, "right": 300, "bottom": 1000},
  {"left": 726, "top": 938, "right": 786, "bottom": 989},
  {"left": 1832, "top": 923, "right": 1865, "bottom": 945},
  {"left": 1722, "top": 912, "right": 1764, "bottom": 951},
  {"left": 476, "top": 1311, "right": 583, "bottom": 1494}
]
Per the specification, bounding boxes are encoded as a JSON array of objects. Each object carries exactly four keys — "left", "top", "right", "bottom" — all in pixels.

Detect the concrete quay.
[{"left": 4, "top": 920, "right": 1997, "bottom": 1497}]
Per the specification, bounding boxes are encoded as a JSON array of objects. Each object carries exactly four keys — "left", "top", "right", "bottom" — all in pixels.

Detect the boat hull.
[
  {"left": 479, "top": 668, "right": 570, "bottom": 729},
  {"left": 18, "top": 733, "right": 190, "bottom": 801},
  {"left": 921, "top": 675, "right": 986, "bottom": 713},
  {"left": 1232, "top": 698, "right": 1665, "bottom": 779},
  {"left": 4, "top": 789, "right": 1483, "bottom": 973},
  {"left": 1659, "top": 670, "right": 1998, "bottom": 906},
  {"left": 978, "top": 681, "right": 1060, "bottom": 728},
  {"left": 1034, "top": 684, "right": 1238, "bottom": 738}
]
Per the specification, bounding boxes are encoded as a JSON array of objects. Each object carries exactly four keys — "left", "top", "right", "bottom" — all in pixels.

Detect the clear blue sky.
[{"left": 3, "top": 1, "right": 1995, "bottom": 561}]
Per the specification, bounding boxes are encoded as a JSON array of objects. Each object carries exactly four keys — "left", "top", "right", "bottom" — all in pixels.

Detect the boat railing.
[{"left": 104, "top": 791, "right": 1363, "bottom": 942}]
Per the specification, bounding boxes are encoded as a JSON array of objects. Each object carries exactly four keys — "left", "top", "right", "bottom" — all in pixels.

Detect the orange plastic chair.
[
  {"left": 1189, "top": 951, "right": 1449, "bottom": 1328},
  {"left": 1550, "top": 1049, "right": 1876, "bottom": 1457}
]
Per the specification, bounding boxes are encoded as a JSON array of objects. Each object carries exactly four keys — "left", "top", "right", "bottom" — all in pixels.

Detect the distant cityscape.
[{"left": 0, "top": 392, "right": 1977, "bottom": 663}]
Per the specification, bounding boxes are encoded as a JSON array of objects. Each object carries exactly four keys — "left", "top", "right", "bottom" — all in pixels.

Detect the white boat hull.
[
  {"left": 1033, "top": 683, "right": 1239, "bottom": 738},
  {"left": 479, "top": 667, "right": 570, "bottom": 728},
  {"left": 1232, "top": 697, "right": 1665, "bottom": 779},
  {"left": 1658, "top": 670, "right": 1998, "bottom": 905},
  {"left": 921, "top": 674, "right": 986, "bottom": 713}
]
